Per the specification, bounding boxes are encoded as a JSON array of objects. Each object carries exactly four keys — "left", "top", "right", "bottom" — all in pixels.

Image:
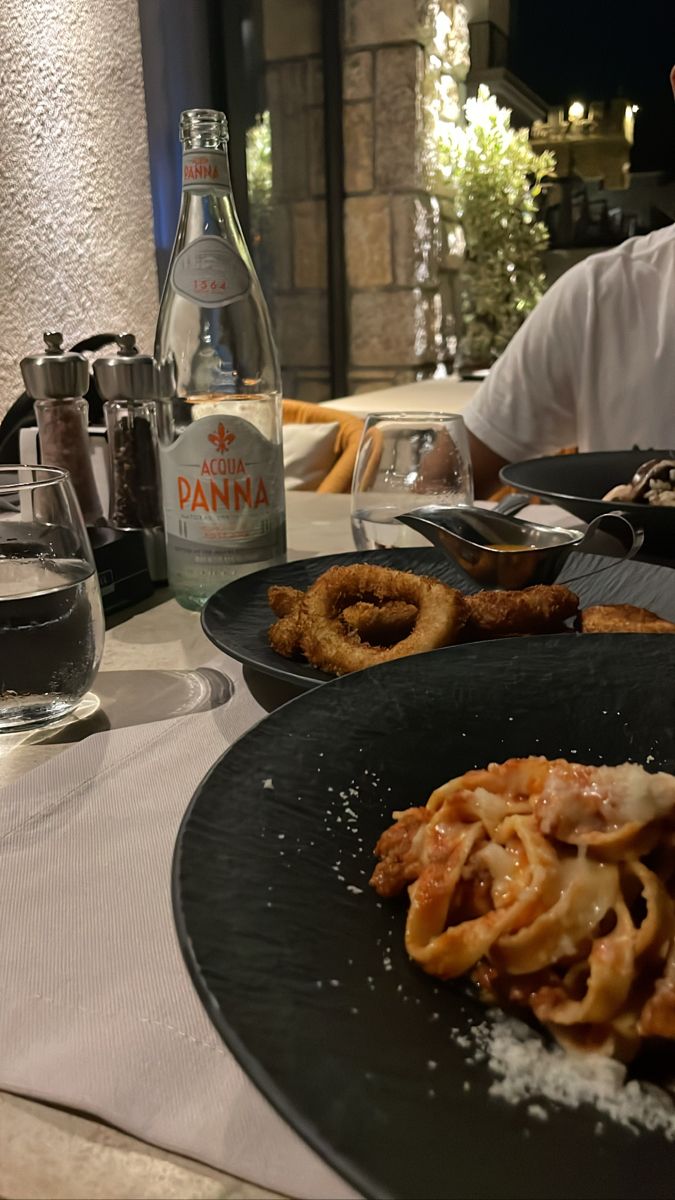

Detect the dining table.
[
  {"left": 0, "top": 488, "right": 658, "bottom": 1200},
  {"left": 319, "top": 374, "right": 480, "bottom": 419}
]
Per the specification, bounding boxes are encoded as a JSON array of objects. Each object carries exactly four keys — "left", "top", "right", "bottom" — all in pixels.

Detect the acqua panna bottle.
[{"left": 155, "top": 108, "right": 286, "bottom": 610}]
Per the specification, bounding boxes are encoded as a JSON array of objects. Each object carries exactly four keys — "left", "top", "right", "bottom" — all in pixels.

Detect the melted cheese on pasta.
[
  {"left": 371, "top": 758, "right": 675, "bottom": 1061},
  {"left": 537, "top": 762, "right": 675, "bottom": 836}
]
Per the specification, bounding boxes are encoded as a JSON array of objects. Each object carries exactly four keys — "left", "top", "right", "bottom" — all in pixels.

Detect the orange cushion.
[{"left": 282, "top": 399, "right": 364, "bottom": 493}]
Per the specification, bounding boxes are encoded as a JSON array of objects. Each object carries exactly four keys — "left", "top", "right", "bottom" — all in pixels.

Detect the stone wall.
[
  {"left": 342, "top": 0, "right": 469, "bottom": 393},
  {"left": 262, "top": 0, "right": 332, "bottom": 401},
  {"left": 262, "top": 0, "right": 470, "bottom": 399},
  {"left": 0, "top": 0, "right": 158, "bottom": 421}
]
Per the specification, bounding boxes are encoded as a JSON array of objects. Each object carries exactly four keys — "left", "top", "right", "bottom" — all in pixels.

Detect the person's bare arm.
[
  {"left": 462, "top": 266, "right": 584, "bottom": 488},
  {"left": 467, "top": 429, "right": 509, "bottom": 499}
]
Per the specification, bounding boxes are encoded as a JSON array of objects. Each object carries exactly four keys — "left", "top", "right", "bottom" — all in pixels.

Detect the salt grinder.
[
  {"left": 20, "top": 332, "right": 104, "bottom": 526},
  {"left": 93, "top": 334, "right": 167, "bottom": 583}
]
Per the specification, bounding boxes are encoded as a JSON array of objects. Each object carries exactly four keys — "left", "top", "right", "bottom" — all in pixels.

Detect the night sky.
[{"left": 510, "top": 0, "right": 675, "bottom": 173}]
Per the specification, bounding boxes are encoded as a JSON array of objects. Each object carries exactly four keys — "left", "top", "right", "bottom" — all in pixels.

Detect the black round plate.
[
  {"left": 202, "top": 546, "right": 675, "bottom": 690},
  {"left": 501, "top": 449, "right": 675, "bottom": 553},
  {"left": 174, "top": 636, "right": 675, "bottom": 1200},
  {"left": 202, "top": 547, "right": 480, "bottom": 688}
]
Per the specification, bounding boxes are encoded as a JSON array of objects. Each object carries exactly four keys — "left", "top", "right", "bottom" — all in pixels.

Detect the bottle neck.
[
  {"left": 181, "top": 141, "right": 232, "bottom": 196},
  {"left": 176, "top": 143, "right": 248, "bottom": 265}
]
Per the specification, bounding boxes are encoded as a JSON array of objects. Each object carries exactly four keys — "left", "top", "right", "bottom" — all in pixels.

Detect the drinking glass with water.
[
  {"left": 351, "top": 413, "right": 474, "bottom": 550},
  {"left": 0, "top": 466, "right": 104, "bottom": 730}
]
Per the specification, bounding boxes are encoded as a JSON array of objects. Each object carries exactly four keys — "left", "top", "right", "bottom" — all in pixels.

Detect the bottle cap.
[
  {"left": 93, "top": 333, "right": 159, "bottom": 401},
  {"left": 20, "top": 332, "right": 90, "bottom": 400}
]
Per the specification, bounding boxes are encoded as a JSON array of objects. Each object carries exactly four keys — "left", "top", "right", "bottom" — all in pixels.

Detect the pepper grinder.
[
  {"left": 20, "top": 332, "right": 105, "bottom": 526},
  {"left": 93, "top": 334, "right": 167, "bottom": 584}
]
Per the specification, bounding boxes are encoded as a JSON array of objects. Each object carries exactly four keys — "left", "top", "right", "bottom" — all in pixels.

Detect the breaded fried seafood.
[
  {"left": 341, "top": 600, "right": 417, "bottom": 646},
  {"left": 300, "top": 564, "right": 465, "bottom": 676},
  {"left": 580, "top": 604, "right": 675, "bottom": 634},
  {"left": 265, "top": 564, "right": 674, "bottom": 678},
  {"left": 267, "top": 563, "right": 465, "bottom": 675},
  {"left": 464, "top": 584, "right": 579, "bottom": 640},
  {"left": 268, "top": 585, "right": 304, "bottom": 618}
]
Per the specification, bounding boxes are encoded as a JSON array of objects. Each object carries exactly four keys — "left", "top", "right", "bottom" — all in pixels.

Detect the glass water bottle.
[{"left": 155, "top": 108, "right": 286, "bottom": 610}]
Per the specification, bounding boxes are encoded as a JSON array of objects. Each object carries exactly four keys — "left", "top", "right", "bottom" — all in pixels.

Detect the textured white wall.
[{"left": 0, "top": 0, "right": 159, "bottom": 420}]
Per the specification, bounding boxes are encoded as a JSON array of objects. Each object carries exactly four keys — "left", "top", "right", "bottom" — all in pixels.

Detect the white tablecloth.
[
  {"left": 0, "top": 492, "right": 582, "bottom": 1198},
  {"left": 0, "top": 654, "right": 356, "bottom": 1200}
]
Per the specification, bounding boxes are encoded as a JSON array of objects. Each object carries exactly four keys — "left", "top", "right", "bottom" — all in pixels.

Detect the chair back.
[{"left": 282, "top": 399, "right": 363, "bottom": 493}]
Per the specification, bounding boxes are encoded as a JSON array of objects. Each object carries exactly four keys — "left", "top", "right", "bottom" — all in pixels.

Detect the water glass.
[
  {"left": 351, "top": 413, "right": 474, "bottom": 550},
  {"left": 0, "top": 466, "right": 104, "bottom": 730}
]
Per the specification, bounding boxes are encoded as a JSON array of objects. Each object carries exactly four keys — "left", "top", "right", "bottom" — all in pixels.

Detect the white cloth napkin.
[{"left": 0, "top": 657, "right": 357, "bottom": 1200}]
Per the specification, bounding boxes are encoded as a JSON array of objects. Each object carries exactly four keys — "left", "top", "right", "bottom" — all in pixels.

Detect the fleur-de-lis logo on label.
[{"left": 208, "top": 422, "right": 235, "bottom": 454}]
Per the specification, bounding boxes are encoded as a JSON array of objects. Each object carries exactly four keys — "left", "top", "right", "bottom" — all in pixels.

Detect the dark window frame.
[{"left": 140, "top": 0, "right": 348, "bottom": 396}]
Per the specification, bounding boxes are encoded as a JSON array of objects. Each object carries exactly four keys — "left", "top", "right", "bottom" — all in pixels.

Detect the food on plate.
[
  {"left": 371, "top": 756, "right": 675, "bottom": 1061},
  {"left": 266, "top": 567, "right": 675, "bottom": 676},
  {"left": 603, "top": 458, "right": 675, "bottom": 507},
  {"left": 464, "top": 584, "right": 579, "bottom": 640},
  {"left": 341, "top": 600, "right": 418, "bottom": 646},
  {"left": 266, "top": 566, "right": 584, "bottom": 675},
  {"left": 299, "top": 567, "right": 466, "bottom": 677},
  {"left": 291, "top": 564, "right": 466, "bottom": 676},
  {"left": 580, "top": 604, "right": 675, "bottom": 634},
  {"left": 267, "top": 585, "right": 305, "bottom": 658},
  {"left": 268, "top": 585, "right": 304, "bottom": 618},
  {"left": 268, "top": 587, "right": 421, "bottom": 660},
  {"left": 268, "top": 607, "right": 304, "bottom": 659}
]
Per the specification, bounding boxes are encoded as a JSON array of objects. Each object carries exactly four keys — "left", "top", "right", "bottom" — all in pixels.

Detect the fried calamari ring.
[
  {"left": 341, "top": 600, "right": 418, "bottom": 646},
  {"left": 267, "top": 589, "right": 417, "bottom": 658},
  {"left": 463, "top": 584, "right": 579, "bottom": 640},
  {"left": 267, "top": 584, "right": 306, "bottom": 659},
  {"left": 268, "top": 585, "right": 303, "bottom": 618},
  {"left": 268, "top": 612, "right": 304, "bottom": 659},
  {"left": 299, "top": 564, "right": 465, "bottom": 676}
]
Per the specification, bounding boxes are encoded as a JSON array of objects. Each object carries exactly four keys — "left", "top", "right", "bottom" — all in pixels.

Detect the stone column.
[
  {"left": 0, "top": 0, "right": 159, "bottom": 421},
  {"left": 262, "top": 0, "right": 332, "bottom": 401},
  {"left": 342, "top": 0, "right": 470, "bottom": 393}
]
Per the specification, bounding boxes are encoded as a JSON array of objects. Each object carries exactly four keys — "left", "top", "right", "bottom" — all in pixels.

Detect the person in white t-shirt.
[{"left": 462, "top": 66, "right": 675, "bottom": 498}]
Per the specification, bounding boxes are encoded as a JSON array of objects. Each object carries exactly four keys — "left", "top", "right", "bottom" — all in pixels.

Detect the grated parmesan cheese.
[{"left": 468, "top": 1012, "right": 675, "bottom": 1139}]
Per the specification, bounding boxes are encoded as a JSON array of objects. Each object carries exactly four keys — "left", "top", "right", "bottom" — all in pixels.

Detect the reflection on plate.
[
  {"left": 201, "top": 546, "right": 675, "bottom": 690},
  {"left": 174, "top": 635, "right": 675, "bottom": 1200}
]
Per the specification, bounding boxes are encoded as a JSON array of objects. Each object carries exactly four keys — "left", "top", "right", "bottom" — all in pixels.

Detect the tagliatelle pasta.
[{"left": 370, "top": 758, "right": 675, "bottom": 1061}]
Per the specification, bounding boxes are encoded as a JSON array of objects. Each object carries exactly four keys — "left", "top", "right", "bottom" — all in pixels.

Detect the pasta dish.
[{"left": 371, "top": 758, "right": 675, "bottom": 1060}]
